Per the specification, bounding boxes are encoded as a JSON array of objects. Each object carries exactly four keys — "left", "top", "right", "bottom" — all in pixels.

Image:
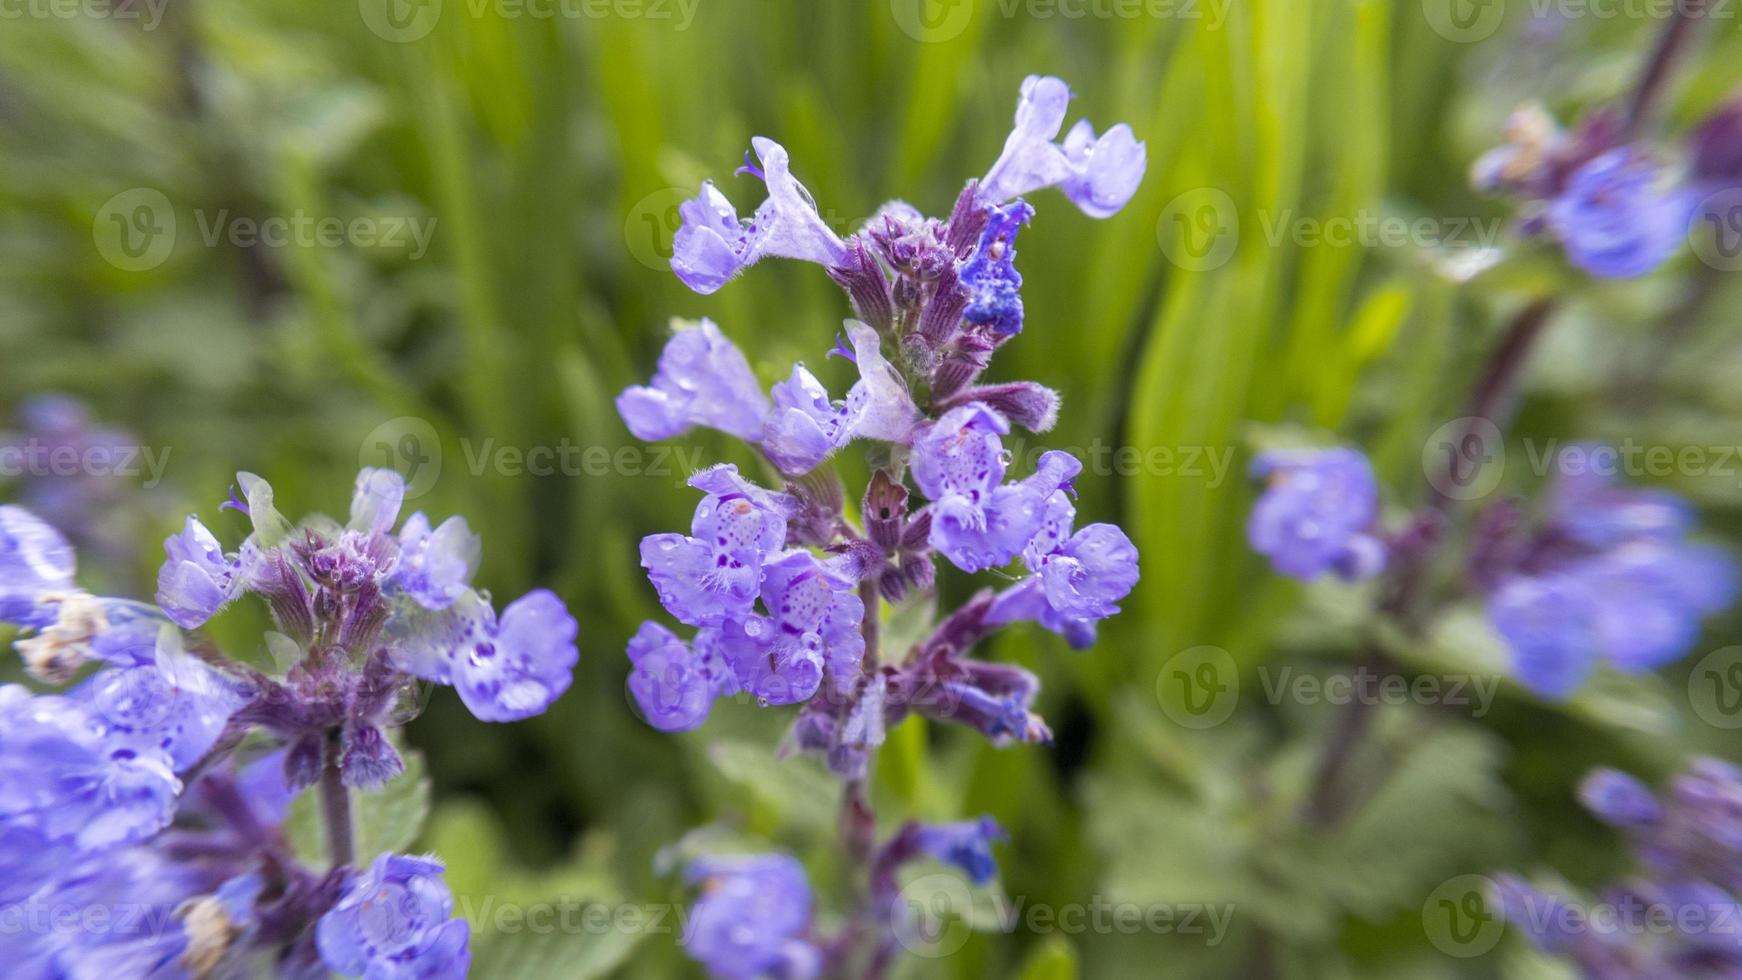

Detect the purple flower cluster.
[
  {"left": 680, "top": 816, "right": 1007, "bottom": 979},
  {"left": 623, "top": 76, "right": 1143, "bottom": 773},
  {"left": 1245, "top": 448, "right": 1388, "bottom": 583},
  {"left": 0, "top": 469, "right": 582, "bottom": 978},
  {"left": 1496, "top": 760, "right": 1742, "bottom": 978},
  {"left": 1472, "top": 100, "right": 1739, "bottom": 279},
  {"left": 1475, "top": 452, "right": 1735, "bottom": 699},
  {"left": 0, "top": 395, "right": 147, "bottom": 574},
  {"left": 633, "top": 75, "right": 1140, "bottom": 978}
]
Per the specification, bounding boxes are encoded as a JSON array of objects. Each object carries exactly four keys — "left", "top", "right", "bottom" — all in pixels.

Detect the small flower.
[
  {"left": 979, "top": 75, "right": 1146, "bottom": 219},
  {"left": 1546, "top": 149, "right": 1691, "bottom": 279},
  {"left": 1580, "top": 768, "right": 1663, "bottom": 828},
  {"left": 391, "top": 512, "right": 481, "bottom": 611},
  {"left": 0, "top": 505, "right": 77, "bottom": 629},
  {"left": 761, "top": 364, "right": 852, "bottom": 476},
  {"left": 717, "top": 551, "right": 864, "bottom": 706},
  {"left": 340, "top": 723, "right": 406, "bottom": 789},
  {"left": 317, "top": 853, "right": 470, "bottom": 980},
  {"left": 389, "top": 588, "right": 579, "bottom": 723},
  {"left": 155, "top": 515, "right": 249, "bottom": 629},
  {"left": 916, "top": 416, "right": 1078, "bottom": 573},
  {"left": 0, "top": 685, "right": 182, "bottom": 851},
  {"left": 988, "top": 486, "right": 1139, "bottom": 650},
  {"left": 626, "top": 621, "right": 734, "bottom": 732},
  {"left": 1483, "top": 453, "right": 1736, "bottom": 698},
  {"left": 911, "top": 816, "right": 1007, "bottom": 887},
  {"left": 1247, "top": 448, "right": 1387, "bottom": 582},
  {"left": 671, "top": 138, "right": 850, "bottom": 295},
  {"left": 640, "top": 465, "right": 797, "bottom": 628},
  {"left": 836, "top": 320, "right": 920, "bottom": 445},
  {"left": 84, "top": 626, "right": 245, "bottom": 770},
  {"left": 617, "top": 319, "right": 772, "bottom": 443},
  {"left": 684, "top": 854, "right": 819, "bottom": 980},
  {"left": 959, "top": 200, "right": 1034, "bottom": 336},
  {"left": 1487, "top": 574, "right": 1600, "bottom": 700}
]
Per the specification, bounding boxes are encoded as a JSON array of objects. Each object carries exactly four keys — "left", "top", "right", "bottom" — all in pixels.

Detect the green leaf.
[
  {"left": 468, "top": 925, "right": 643, "bottom": 980},
  {"left": 1014, "top": 936, "right": 1079, "bottom": 980},
  {"left": 706, "top": 738, "right": 837, "bottom": 835}
]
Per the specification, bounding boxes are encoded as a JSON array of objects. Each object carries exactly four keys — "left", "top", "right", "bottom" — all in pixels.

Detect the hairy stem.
[
  {"left": 319, "top": 730, "right": 355, "bottom": 869},
  {"left": 1304, "top": 297, "right": 1558, "bottom": 829},
  {"left": 1624, "top": 0, "right": 1707, "bottom": 140}
]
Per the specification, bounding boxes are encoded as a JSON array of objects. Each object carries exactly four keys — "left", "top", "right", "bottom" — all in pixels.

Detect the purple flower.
[
  {"left": 1247, "top": 448, "right": 1386, "bottom": 582},
  {"left": 987, "top": 485, "right": 1139, "bottom": 650},
  {"left": 626, "top": 621, "right": 735, "bottom": 732},
  {"left": 389, "top": 589, "right": 578, "bottom": 723},
  {"left": 959, "top": 201, "right": 1033, "bottom": 336},
  {"left": 684, "top": 854, "right": 819, "bottom": 980},
  {"left": 155, "top": 515, "right": 248, "bottom": 629},
  {"left": 1487, "top": 574, "right": 1600, "bottom": 700},
  {"left": 639, "top": 465, "right": 797, "bottom": 629},
  {"left": 716, "top": 551, "right": 864, "bottom": 706},
  {"left": 979, "top": 75, "right": 1146, "bottom": 219},
  {"left": 912, "top": 817, "right": 1007, "bottom": 886},
  {"left": 915, "top": 414, "right": 1078, "bottom": 574},
  {"left": 7, "top": 846, "right": 207, "bottom": 977},
  {"left": 82, "top": 630, "right": 245, "bottom": 770},
  {"left": 1551, "top": 461, "right": 1692, "bottom": 548},
  {"left": 1547, "top": 149, "right": 1691, "bottom": 279},
  {"left": 0, "top": 685, "right": 181, "bottom": 851},
  {"left": 350, "top": 467, "right": 407, "bottom": 537},
  {"left": 1484, "top": 456, "right": 1736, "bottom": 699},
  {"left": 671, "top": 138, "right": 849, "bottom": 295},
  {"left": 761, "top": 365, "right": 852, "bottom": 476},
  {"left": 837, "top": 320, "right": 921, "bottom": 445},
  {"left": 617, "top": 320, "right": 771, "bottom": 443},
  {"left": 1581, "top": 768, "right": 1663, "bottom": 828},
  {"left": 391, "top": 512, "right": 480, "bottom": 611},
  {"left": 0, "top": 505, "right": 77, "bottom": 629},
  {"left": 317, "top": 853, "right": 470, "bottom": 980}
]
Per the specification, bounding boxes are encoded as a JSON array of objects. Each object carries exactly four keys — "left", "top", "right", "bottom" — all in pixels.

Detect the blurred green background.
[{"left": 5, "top": 0, "right": 1742, "bottom": 976}]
